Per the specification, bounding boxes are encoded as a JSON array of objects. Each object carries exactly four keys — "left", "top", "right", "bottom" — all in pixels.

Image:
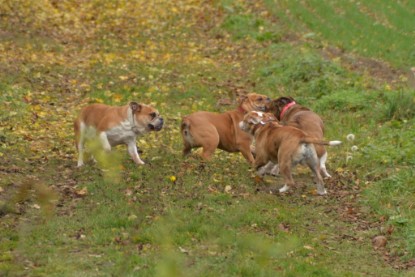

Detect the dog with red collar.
[
  {"left": 268, "top": 96, "right": 335, "bottom": 178},
  {"left": 239, "top": 111, "right": 341, "bottom": 195},
  {"left": 74, "top": 102, "right": 163, "bottom": 167},
  {"left": 181, "top": 93, "right": 270, "bottom": 163}
]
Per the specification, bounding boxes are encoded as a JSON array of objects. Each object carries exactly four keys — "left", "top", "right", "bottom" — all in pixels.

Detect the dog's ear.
[
  {"left": 130, "top": 102, "right": 142, "bottom": 113},
  {"left": 237, "top": 94, "right": 248, "bottom": 105},
  {"left": 277, "top": 97, "right": 293, "bottom": 106}
]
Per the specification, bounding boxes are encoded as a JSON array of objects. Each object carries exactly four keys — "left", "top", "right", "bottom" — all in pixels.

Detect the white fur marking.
[
  {"left": 99, "top": 132, "right": 112, "bottom": 151},
  {"left": 329, "top": 140, "right": 342, "bottom": 146},
  {"left": 320, "top": 152, "right": 331, "bottom": 178},
  {"left": 279, "top": 184, "right": 290, "bottom": 193},
  {"left": 77, "top": 122, "right": 86, "bottom": 167},
  {"left": 317, "top": 188, "right": 327, "bottom": 195},
  {"left": 105, "top": 120, "right": 139, "bottom": 146}
]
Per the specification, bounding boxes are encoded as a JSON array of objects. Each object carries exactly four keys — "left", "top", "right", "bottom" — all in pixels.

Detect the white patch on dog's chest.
[{"left": 105, "top": 120, "right": 137, "bottom": 146}]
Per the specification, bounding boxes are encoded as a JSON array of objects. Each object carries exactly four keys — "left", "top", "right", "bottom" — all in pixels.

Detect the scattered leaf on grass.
[
  {"left": 372, "top": 235, "right": 387, "bottom": 249},
  {"left": 75, "top": 187, "right": 88, "bottom": 196},
  {"left": 278, "top": 223, "right": 290, "bottom": 233}
]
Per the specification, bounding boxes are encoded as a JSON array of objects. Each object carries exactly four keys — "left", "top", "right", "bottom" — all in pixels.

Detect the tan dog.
[
  {"left": 181, "top": 93, "right": 270, "bottom": 163},
  {"left": 74, "top": 102, "right": 163, "bottom": 167},
  {"left": 239, "top": 111, "right": 341, "bottom": 195},
  {"left": 268, "top": 96, "right": 334, "bottom": 177}
]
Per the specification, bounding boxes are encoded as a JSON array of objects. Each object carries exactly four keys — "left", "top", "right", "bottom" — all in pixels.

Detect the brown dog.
[
  {"left": 74, "top": 102, "right": 163, "bottom": 167},
  {"left": 239, "top": 111, "right": 341, "bottom": 195},
  {"left": 268, "top": 96, "right": 334, "bottom": 177},
  {"left": 181, "top": 93, "right": 270, "bottom": 163}
]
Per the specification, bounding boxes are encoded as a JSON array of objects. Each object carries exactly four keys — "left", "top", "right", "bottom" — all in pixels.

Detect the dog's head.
[
  {"left": 239, "top": 111, "right": 278, "bottom": 135},
  {"left": 267, "top": 96, "right": 295, "bottom": 120},
  {"left": 130, "top": 102, "right": 164, "bottom": 133},
  {"left": 238, "top": 93, "right": 271, "bottom": 112}
]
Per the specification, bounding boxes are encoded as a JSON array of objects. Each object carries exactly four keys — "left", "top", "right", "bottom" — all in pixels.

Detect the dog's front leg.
[
  {"left": 254, "top": 157, "right": 268, "bottom": 177},
  {"left": 77, "top": 130, "right": 86, "bottom": 167},
  {"left": 99, "top": 132, "right": 112, "bottom": 152},
  {"left": 239, "top": 144, "right": 255, "bottom": 165},
  {"left": 127, "top": 141, "right": 145, "bottom": 165},
  {"left": 258, "top": 161, "right": 279, "bottom": 176}
]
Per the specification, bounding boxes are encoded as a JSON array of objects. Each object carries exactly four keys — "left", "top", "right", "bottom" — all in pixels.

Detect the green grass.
[
  {"left": 1, "top": 0, "right": 415, "bottom": 276},
  {"left": 265, "top": 0, "right": 415, "bottom": 68}
]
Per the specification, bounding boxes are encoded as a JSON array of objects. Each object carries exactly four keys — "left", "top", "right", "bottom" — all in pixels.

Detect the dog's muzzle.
[{"left": 148, "top": 117, "right": 164, "bottom": 131}]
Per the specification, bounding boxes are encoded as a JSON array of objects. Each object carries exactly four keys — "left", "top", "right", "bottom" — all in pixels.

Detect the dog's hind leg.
[
  {"left": 319, "top": 151, "right": 331, "bottom": 178},
  {"left": 181, "top": 119, "right": 193, "bottom": 156},
  {"left": 278, "top": 161, "right": 295, "bottom": 193},
  {"left": 183, "top": 141, "right": 192, "bottom": 156},
  {"left": 198, "top": 130, "right": 219, "bottom": 161},
  {"left": 201, "top": 139, "right": 219, "bottom": 161},
  {"left": 307, "top": 158, "right": 327, "bottom": 195}
]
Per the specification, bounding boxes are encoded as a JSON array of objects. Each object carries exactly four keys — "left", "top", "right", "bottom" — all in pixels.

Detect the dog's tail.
[
  {"left": 181, "top": 117, "right": 192, "bottom": 137},
  {"left": 303, "top": 137, "right": 342, "bottom": 146}
]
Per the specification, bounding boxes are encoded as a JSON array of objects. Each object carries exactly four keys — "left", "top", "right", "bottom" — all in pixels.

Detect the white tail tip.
[{"left": 329, "top": 140, "right": 342, "bottom": 146}]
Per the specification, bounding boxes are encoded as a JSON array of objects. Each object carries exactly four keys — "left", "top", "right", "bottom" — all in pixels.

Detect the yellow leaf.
[{"left": 75, "top": 187, "right": 88, "bottom": 196}]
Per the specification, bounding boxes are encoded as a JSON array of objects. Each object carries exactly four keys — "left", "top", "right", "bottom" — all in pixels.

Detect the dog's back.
[{"left": 286, "top": 110, "right": 324, "bottom": 139}]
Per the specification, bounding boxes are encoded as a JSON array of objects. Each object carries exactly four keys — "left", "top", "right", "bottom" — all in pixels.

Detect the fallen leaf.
[
  {"left": 372, "top": 235, "right": 387, "bottom": 249},
  {"left": 75, "top": 187, "right": 88, "bottom": 196},
  {"left": 128, "top": 214, "right": 138, "bottom": 221},
  {"left": 278, "top": 223, "right": 290, "bottom": 233},
  {"left": 178, "top": 246, "right": 189, "bottom": 254}
]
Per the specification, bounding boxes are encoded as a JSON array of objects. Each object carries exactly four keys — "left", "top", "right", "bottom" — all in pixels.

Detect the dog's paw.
[
  {"left": 317, "top": 189, "right": 327, "bottom": 195},
  {"left": 279, "top": 184, "right": 290, "bottom": 193},
  {"left": 257, "top": 167, "right": 267, "bottom": 177},
  {"left": 269, "top": 165, "right": 280, "bottom": 176}
]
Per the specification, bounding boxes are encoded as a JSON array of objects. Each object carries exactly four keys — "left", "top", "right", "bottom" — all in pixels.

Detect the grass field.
[{"left": 1, "top": 0, "right": 415, "bottom": 276}]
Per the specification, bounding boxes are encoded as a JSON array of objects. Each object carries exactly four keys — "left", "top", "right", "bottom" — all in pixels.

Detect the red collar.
[
  {"left": 238, "top": 106, "right": 246, "bottom": 113},
  {"left": 280, "top": 101, "right": 296, "bottom": 119}
]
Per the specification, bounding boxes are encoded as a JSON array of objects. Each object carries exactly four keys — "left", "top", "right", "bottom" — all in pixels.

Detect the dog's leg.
[
  {"left": 127, "top": 142, "right": 145, "bottom": 165},
  {"left": 240, "top": 145, "right": 255, "bottom": 164},
  {"left": 270, "top": 164, "right": 280, "bottom": 176},
  {"left": 319, "top": 151, "right": 331, "bottom": 178},
  {"left": 278, "top": 161, "right": 294, "bottom": 193},
  {"left": 258, "top": 161, "right": 278, "bottom": 176},
  {"left": 313, "top": 170, "right": 326, "bottom": 195},
  {"left": 76, "top": 122, "right": 85, "bottom": 167},
  {"left": 255, "top": 156, "right": 269, "bottom": 177},
  {"left": 200, "top": 133, "right": 219, "bottom": 161},
  {"left": 183, "top": 141, "right": 192, "bottom": 156},
  {"left": 307, "top": 156, "right": 327, "bottom": 195},
  {"left": 181, "top": 119, "right": 193, "bottom": 157},
  {"left": 250, "top": 145, "right": 256, "bottom": 155},
  {"left": 99, "top": 132, "right": 112, "bottom": 152}
]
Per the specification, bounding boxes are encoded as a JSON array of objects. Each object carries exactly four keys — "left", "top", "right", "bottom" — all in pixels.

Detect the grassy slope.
[{"left": 1, "top": 0, "right": 415, "bottom": 276}]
